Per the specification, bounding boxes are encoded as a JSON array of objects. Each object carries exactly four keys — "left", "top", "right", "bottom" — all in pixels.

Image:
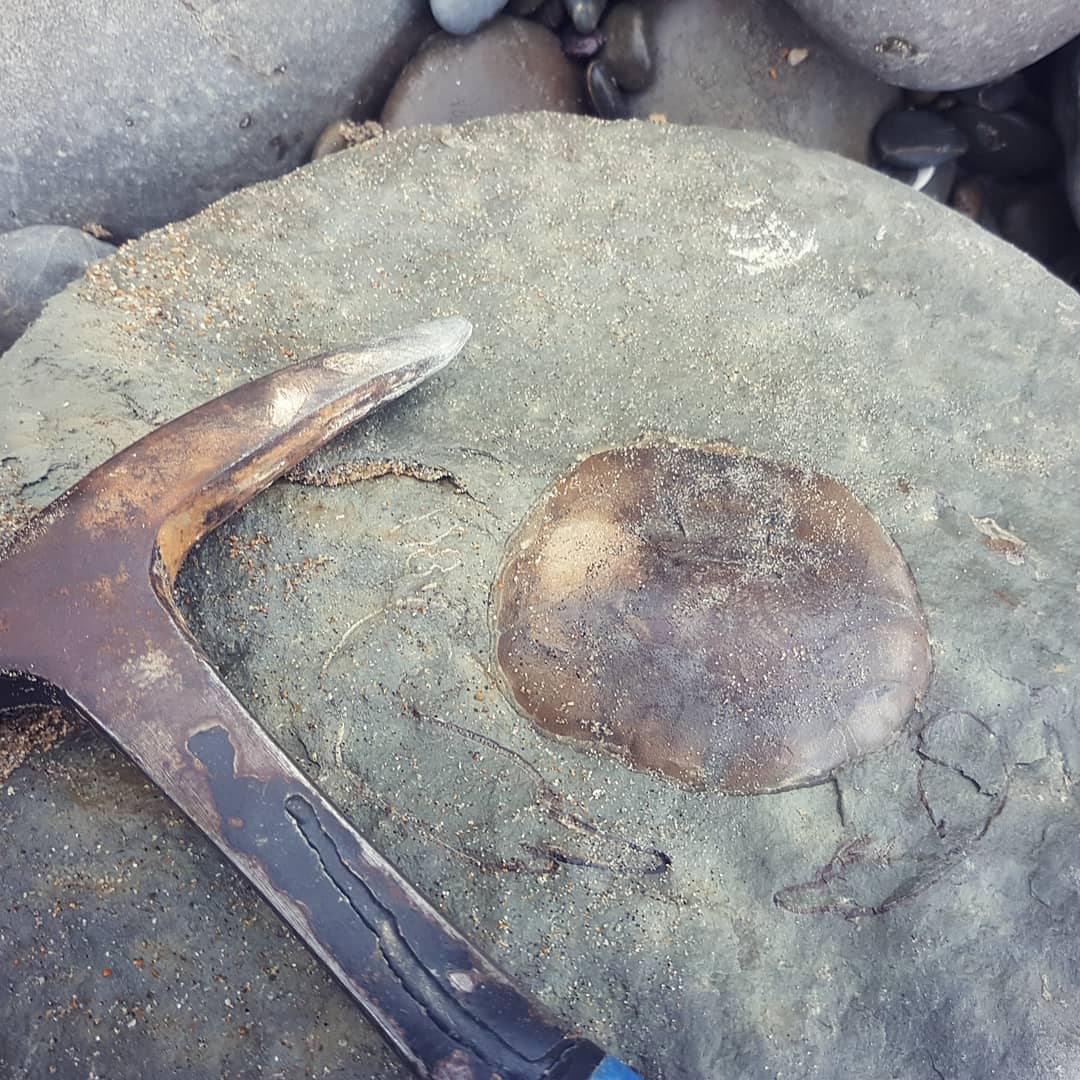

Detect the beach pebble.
[
  {"left": 381, "top": 17, "right": 584, "bottom": 128},
  {"left": 783, "top": 0, "right": 1080, "bottom": 90},
  {"left": 534, "top": 0, "right": 566, "bottom": 29},
  {"left": 955, "top": 72, "right": 1028, "bottom": 113},
  {"left": 873, "top": 109, "right": 968, "bottom": 168},
  {"left": 999, "top": 185, "right": 1079, "bottom": 265},
  {"left": 586, "top": 60, "right": 631, "bottom": 119},
  {"left": 599, "top": 2, "right": 653, "bottom": 92},
  {"left": 0, "top": 226, "right": 114, "bottom": 353},
  {"left": 431, "top": 0, "right": 507, "bottom": 35},
  {"left": 949, "top": 106, "right": 1059, "bottom": 177},
  {"left": 565, "top": 0, "right": 606, "bottom": 33}
]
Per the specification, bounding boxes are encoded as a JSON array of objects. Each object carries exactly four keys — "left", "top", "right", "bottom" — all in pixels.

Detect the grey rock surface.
[
  {"left": 2, "top": 115, "right": 1080, "bottom": 1079},
  {"left": 1, "top": 0, "right": 432, "bottom": 241},
  {"left": 0, "top": 225, "right": 114, "bottom": 354},
  {"left": 785, "top": 0, "right": 1080, "bottom": 91},
  {"left": 630, "top": 0, "right": 899, "bottom": 163}
]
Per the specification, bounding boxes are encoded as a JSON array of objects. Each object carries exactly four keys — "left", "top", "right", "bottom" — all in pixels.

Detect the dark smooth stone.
[
  {"left": 873, "top": 108, "right": 968, "bottom": 168},
  {"left": 1051, "top": 252, "right": 1080, "bottom": 288},
  {"left": 949, "top": 106, "right": 1060, "bottom": 177},
  {"left": 0, "top": 226, "right": 115, "bottom": 353},
  {"left": 561, "top": 26, "right": 605, "bottom": 58},
  {"left": 565, "top": 0, "right": 606, "bottom": 33},
  {"left": 586, "top": 59, "right": 630, "bottom": 119},
  {"left": 599, "top": 1, "right": 653, "bottom": 92},
  {"left": 381, "top": 17, "right": 585, "bottom": 128},
  {"left": 955, "top": 72, "right": 1027, "bottom": 112},
  {"left": 999, "top": 185, "right": 1080, "bottom": 264},
  {"left": 534, "top": 0, "right": 566, "bottom": 29},
  {"left": 431, "top": 0, "right": 507, "bottom": 34}
]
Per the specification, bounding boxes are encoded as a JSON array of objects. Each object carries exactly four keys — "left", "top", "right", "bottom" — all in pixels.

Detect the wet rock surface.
[
  {"left": 2, "top": 115, "right": 1080, "bottom": 1079},
  {"left": 0, "top": 0, "right": 431, "bottom": 240},
  {"left": 381, "top": 17, "right": 584, "bottom": 127},
  {"left": 0, "top": 225, "right": 115, "bottom": 354},
  {"left": 784, "top": 0, "right": 1080, "bottom": 91},
  {"left": 630, "top": 0, "right": 899, "bottom": 162}
]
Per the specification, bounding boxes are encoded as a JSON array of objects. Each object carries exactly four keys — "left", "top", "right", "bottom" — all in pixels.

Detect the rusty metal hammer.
[{"left": 0, "top": 318, "right": 641, "bottom": 1080}]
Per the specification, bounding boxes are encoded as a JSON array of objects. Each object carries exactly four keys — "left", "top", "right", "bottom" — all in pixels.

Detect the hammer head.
[{"left": 0, "top": 317, "right": 471, "bottom": 725}]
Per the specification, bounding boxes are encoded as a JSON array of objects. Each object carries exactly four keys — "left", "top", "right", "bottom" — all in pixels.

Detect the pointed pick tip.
[{"left": 321, "top": 316, "right": 472, "bottom": 384}]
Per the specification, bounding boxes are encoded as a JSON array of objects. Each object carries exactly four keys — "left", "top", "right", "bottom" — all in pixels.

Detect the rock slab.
[
  {"left": 1, "top": 0, "right": 432, "bottom": 240},
  {"left": 2, "top": 115, "right": 1080, "bottom": 1080}
]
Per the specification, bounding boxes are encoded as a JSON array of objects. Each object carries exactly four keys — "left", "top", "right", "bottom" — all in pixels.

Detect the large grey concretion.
[{"left": 2, "top": 115, "right": 1079, "bottom": 1080}]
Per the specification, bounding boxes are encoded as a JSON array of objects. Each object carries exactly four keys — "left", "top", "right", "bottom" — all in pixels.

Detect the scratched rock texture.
[
  {"left": 2, "top": 114, "right": 1080, "bottom": 1078},
  {"left": 0, "top": 0, "right": 432, "bottom": 241}
]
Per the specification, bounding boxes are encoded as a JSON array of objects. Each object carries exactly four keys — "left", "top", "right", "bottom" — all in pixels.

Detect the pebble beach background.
[{"left": 6, "top": 0, "right": 1080, "bottom": 354}]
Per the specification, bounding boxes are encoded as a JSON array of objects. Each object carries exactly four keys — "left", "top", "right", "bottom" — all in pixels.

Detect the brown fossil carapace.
[{"left": 492, "top": 440, "right": 932, "bottom": 794}]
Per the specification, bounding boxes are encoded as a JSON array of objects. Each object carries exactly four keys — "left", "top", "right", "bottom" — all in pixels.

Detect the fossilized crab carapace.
[{"left": 492, "top": 440, "right": 932, "bottom": 794}]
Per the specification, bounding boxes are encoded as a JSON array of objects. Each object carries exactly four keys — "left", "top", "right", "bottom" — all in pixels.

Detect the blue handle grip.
[{"left": 589, "top": 1056, "right": 644, "bottom": 1079}]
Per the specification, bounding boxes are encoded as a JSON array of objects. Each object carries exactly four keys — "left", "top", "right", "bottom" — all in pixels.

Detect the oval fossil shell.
[{"left": 492, "top": 440, "right": 932, "bottom": 793}]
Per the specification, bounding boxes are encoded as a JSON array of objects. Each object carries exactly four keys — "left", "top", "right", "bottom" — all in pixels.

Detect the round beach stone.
[
  {"left": 784, "top": 0, "right": 1080, "bottom": 91},
  {"left": 598, "top": 1, "right": 653, "bottom": 92},
  {"left": 949, "top": 106, "right": 1060, "bottom": 178},
  {"left": 629, "top": 0, "right": 899, "bottom": 163},
  {"left": 873, "top": 108, "right": 967, "bottom": 168},
  {"left": 585, "top": 59, "right": 630, "bottom": 118},
  {"left": 0, "top": 0, "right": 433, "bottom": 240},
  {"left": 3, "top": 116, "right": 1080, "bottom": 1080},
  {"left": 381, "top": 16, "right": 584, "bottom": 127},
  {"left": 565, "top": 0, "right": 606, "bottom": 34},
  {"left": 431, "top": 0, "right": 507, "bottom": 34},
  {"left": 956, "top": 72, "right": 1028, "bottom": 113}
]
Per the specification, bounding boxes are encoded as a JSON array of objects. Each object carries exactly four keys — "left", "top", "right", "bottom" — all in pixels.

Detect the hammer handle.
[{"left": 158, "top": 673, "right": 635, "bottom": 1080}]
